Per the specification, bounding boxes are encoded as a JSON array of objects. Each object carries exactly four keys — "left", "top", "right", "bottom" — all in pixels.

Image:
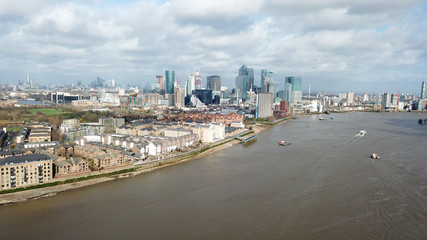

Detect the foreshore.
[{"left": 0, "top": 122, "right": 275, "bottom": 206}]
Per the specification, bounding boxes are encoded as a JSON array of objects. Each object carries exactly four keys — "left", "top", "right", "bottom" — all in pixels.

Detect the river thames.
[{"left": 1, "top": 112, "right": 426, "bottom": 240}]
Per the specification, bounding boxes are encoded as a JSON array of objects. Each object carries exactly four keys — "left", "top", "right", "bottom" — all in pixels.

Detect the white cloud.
[{"left": 0, "top": 0, "right": 425, "bottom": 92}]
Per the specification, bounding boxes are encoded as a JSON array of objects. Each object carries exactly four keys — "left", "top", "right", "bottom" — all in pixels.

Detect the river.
[{"left": 1, "top": 112, "right": 426, "bottom": 240}]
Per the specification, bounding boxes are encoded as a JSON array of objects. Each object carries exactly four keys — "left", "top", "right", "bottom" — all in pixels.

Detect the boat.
[
  {"left": 359, "top": 130, "right": 367, "bottom": 136},
  {"left": 330, "top": 116, "right": 334, "bottom": 119},
  {"left": 279, "top": 140, "right": 291, "bottom": 146},
  {"left": 371, "top": 153, "right": 380, "bottom": 159},
  {"left": 319, "top": 117, "right": 326, "bottom": 121}
]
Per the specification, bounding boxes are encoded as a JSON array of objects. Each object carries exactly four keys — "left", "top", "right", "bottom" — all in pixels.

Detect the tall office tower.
[
  {"left": 194, "top": 69, "right": 202, "bottom": 89},
  {"left": 375, "top": 93, "right": 381, "bottom": 105},
  {"left": 235, "top": 75, "right": 249, "bottom": 102},
  {"left": 285, "top": 76, "right": 302, "bottom": 104},
  {"left": 382, "top": 93, "right": 392, "bottom": 108},
  {"left": 261, "top": 69, "right": 273, "bottom": 92},
  {"left": 174, "top": 86, "right": 186, "bottom": 109},
  {"left": 156, "top": 75, "right": 164, "bottom": 90},
  {"left": 27, "top": 73, "right": 33, "bottom": 88},
  {"left": 421, "top": 81, "right": 427, "bottom": 99},
  {"left": 165, "top": 70, "right": 175, "bottom": 94},
  {"left": 257, "top": 93, "right": 273, "bottom": 119},
  {"left": 347, "top": 92, "right": 354, "bottom": 104},
  {"left": 185, "top": 74, "right": 195, "bottom": 96},
  {"left": 111, "top": 79, "right": 115, "bottom": 87},
  {"left": 239, "top": 65, "right": 254, "bottom": 90},
  {"left": 206, "top": 75, "right": 221, "bottom": 91},
  {"left": 284, "top": 83, "right": 292, "bottom": 102},
  {"left": 391, "top": 94, "right": 399, "bottom": 107}
]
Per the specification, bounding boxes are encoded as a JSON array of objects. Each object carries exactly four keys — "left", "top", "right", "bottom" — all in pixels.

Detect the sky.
[{"left": 0, "top": 0, "right": 426, "bottom": 93}]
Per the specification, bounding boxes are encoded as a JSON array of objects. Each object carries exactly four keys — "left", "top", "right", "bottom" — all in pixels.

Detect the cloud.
[{"left": 0, "top": 0, "right": 425, "bottom": 93}]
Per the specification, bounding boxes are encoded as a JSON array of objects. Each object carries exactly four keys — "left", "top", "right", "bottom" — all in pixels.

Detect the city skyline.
[{"left": 0, "top": 0, "right": 426, "bottom": 93}]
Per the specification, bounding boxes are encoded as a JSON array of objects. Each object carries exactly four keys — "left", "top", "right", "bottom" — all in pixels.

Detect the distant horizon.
[
  {"left": 0, "top": 1, "right": 426, "bottom": 93},
  {"left": 4, "top": 79, "right": 423, "bottom": 96},
  {"left": 3, "top": 72, "right": 424, "bottom": 95}
]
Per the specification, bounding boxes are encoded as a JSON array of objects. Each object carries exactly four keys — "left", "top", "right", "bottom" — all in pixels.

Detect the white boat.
[
  {"left": 279, "top": 140, "right": 291, "bottom": 146},
  {"left": 371, "top": 153, "right": 380, "bottom": 159},
  {"left": 359, "top": 130, "right": 367, "bottom": 136},
  {"left": 319, "top": 117, "right": 326, "bottom": 121}
]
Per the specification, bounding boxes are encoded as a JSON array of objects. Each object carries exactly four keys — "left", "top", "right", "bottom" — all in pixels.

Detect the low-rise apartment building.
[{"left": 0, "top": 154, "right": 52, "bottom": 190}]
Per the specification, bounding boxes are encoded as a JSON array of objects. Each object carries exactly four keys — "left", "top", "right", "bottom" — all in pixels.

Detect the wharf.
[{"left": 236, "top": 135, "right": 258, "bottom": 143}]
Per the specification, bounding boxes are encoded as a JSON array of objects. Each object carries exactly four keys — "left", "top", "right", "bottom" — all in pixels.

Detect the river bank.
[{"left": 0, "top": 122, "right": 273, "bottom": 206}]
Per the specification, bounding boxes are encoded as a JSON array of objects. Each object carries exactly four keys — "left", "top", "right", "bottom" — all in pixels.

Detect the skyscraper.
[
  {"left": 235, "top": 75, "right": 249, "bottom": 102},
  {"left": 165, "top": 70, "right": 175, "bottom": 94},
  {"left": 285, "top": 76, "right": 302, "bottom": 104},
  {"left": 421, "top": 81, "right": 427, "bottom": 99},
  {"left": 375, "top": 93, "right": 382, "bottom": 105},
  {"left": 185, "top": 74, "right": 195, "bottom": 96},
  {"left": 239, "top": 65, "right": 254, "bottom": 90},
  {"left": 174, "top": 86, "right": 186, "bottom": 109},
  {"left": 206, "top": 75, "right": 221, "bottom": 91},
  {"left": 257, "top": 93, "right": 273, "bottom": 119},
  {"left": 194, "top": 69, "right": 202, "bottom": 90},
  {"left": 261, "top": 69, "right": 273, "bottom": 92},
  {"left": 347, "top": 92, "right": 354, "bottom": 104},
  {"left": 156, "top": 75, "right": 164, "bottom": 90},
  {"left": 284, "top": 83, "right": 292, "bottom": 102},
  {"left": 382, "top": 93, "right": 392, "bottom": 108}
]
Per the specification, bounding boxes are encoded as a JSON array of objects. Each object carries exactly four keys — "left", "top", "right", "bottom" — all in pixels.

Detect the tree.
[{"left": 51, "top": 129, "right": 65, "bottom": 142}]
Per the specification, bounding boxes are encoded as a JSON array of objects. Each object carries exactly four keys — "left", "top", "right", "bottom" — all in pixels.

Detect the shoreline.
[{"left": 0, "top": 122, "right": 275, "bottom": 206}]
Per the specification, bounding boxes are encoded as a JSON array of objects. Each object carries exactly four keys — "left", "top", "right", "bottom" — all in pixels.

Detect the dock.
[{"left": 236, "top": 135, "right": 258, "bottom": 143}]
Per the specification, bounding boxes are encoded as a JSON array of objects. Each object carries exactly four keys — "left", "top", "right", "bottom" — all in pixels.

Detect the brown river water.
[{"left": 1, "top": 112, "right": 426, "bottom": 240}]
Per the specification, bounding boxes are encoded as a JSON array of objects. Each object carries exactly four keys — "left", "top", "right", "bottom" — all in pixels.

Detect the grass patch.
[
  {"left": 6, "top": 127, "right": 21, "bottom": 132},
  {"left": 27, "top": 108, "right": 71, "bottom": 116}
]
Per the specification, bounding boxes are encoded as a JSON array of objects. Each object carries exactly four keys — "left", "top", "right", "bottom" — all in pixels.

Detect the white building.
[{"left": 257, "top": 93, "right": 273, "bottom": 119}]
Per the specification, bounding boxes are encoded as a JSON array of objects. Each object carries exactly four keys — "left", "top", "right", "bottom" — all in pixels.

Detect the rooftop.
[{"left": 0, "top": 154, "right": 51, "bottom": 166}]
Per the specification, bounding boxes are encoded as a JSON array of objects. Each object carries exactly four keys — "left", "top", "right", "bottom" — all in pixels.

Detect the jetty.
[{"left": 236, "top": 135, "right": 258, "bottom": 143}]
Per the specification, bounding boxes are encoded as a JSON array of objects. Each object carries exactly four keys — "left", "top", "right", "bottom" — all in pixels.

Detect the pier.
[{"left": 235, "top": 135, "right": 258, "bottom": 143}]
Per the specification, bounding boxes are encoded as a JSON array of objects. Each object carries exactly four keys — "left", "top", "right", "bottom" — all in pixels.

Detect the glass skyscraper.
[
  {"left": 235, "top": 75, "right": 249, "bottom": 102},
  {"left": 285, "top": 76, "right": 302, "bottom": 104},
  {"left": 206, "top": 75, "right": 221, "bottom": 91},
  {"left": 261, "top": 69, "right": 273, "bottom": 92},
  {"left": 421, "top": 81, "right": 427, "bottom": 99},
  {"left": 285, "top": 76, "right": 302, "bottom": 91},
  {"left": 165, "top": 70, "right": 175, "bottom": 95},
  {"left": 239, "top": 65, "right": 254, "bottom": 89}
]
